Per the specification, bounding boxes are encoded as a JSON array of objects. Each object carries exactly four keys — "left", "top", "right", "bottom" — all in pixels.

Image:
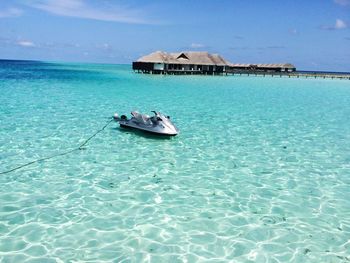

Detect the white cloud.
[
  {"left": 335, "top": 19, "right": 347, "bottom": 29},
  {"left": 190, "top": 43, "right": 205, "bottom": 48},
  {"left": 17, "top": 40, "right": 35, "bottom": 47},
  {"left": 25, "top": 0, "right": 152, "bottom": 24},
  {"left": 321, "top": 19, "right": 348, "bottom": 30},
  {"left": 0, "top": 7, "right": 23, "bottom": 18},
  {"left": 334, "top": 0, "right": 350, "bottom": 6}
]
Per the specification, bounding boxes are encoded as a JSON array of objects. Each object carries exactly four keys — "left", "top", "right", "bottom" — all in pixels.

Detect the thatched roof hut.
[
  {"left": 133, "top": 51, "right": 296, "bottom": 74},
  {"left": 137, "top": 51, "right": 230, "bottom": 66}
]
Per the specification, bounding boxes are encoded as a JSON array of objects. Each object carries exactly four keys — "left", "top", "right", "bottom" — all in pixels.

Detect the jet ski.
[{"left": 113, "top": 111, "right": 179, "bottom": 136}]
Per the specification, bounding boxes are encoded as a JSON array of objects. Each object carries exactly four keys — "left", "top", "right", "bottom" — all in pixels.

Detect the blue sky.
[{"left": 0, "top": 0, "right": 349, "bottom": 71}]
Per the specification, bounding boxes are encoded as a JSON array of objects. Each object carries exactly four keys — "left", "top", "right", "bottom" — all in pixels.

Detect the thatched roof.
[
  {"left": 137, "top": 51, "right": 295, "bottom": 69},
  {"left": 229, "top": 63, "right": 251, "bottom": 67},
  {"left": 137, "top": 51, "right": 230, "bottom": 66},
  {"left": 255, "top": 63, "right": 295, "bottom": 68},
  {"left": 136, "top": 51, "right": 168, "bottom": 63}
]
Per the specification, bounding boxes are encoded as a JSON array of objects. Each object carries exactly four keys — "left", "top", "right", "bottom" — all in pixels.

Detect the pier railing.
[
  {"left": 133, "top": 67, "right": 350, "bottom": 80},
  {"left": 226, "top": 70, "right": 350, "bottom": 80}
]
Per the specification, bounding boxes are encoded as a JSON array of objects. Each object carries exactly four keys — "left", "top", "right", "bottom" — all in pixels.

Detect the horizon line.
[{"left": 1, "top": 58, "right": 350, "bottom": 74}]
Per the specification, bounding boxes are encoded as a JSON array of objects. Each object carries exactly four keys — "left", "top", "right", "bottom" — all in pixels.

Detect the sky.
[{"left": 0, "top": 0, "right": 349, "bottom": 71}]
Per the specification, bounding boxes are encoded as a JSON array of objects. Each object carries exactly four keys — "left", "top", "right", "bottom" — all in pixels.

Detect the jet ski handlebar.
[{"left": 151, "top": 111, "right": 171, "bottom": 120}]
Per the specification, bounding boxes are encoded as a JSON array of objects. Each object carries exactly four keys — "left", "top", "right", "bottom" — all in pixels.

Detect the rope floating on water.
[
  {"left": 0, "top": 118, "right": 115, "bottom": 175},
  {"left": 78, "top": 118, "right": 114, "bottom": 150}
]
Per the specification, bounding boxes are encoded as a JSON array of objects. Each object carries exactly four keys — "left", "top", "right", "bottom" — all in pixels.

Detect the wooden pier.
[
  {"left": 226, "top": 70, "right": 350, "bottom": 80},
  {"left": 132, "top": 51, "right": 349, "bottom": 80}
]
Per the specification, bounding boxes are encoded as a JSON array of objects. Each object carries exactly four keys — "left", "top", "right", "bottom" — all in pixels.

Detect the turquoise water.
[{"left": 0, "top": 60, "right": 350, "bottom": 262}]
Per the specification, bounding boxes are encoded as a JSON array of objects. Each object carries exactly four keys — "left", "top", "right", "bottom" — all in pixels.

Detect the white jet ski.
[{"left": 113, "top": 111, "right": 179, "bottom": 136}]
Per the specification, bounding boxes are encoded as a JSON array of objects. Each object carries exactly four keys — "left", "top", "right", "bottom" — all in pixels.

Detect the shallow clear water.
[{"left": 0, "top": 61, "right": 349, "bottom": 262}]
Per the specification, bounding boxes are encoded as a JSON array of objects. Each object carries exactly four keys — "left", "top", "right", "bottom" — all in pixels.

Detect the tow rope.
[{"left": 0, "top": 118, "right": 115, "bottom": 175}]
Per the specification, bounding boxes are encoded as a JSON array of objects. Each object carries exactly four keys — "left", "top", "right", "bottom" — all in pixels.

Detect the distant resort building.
[
  {"left": 132, "top": 51, "right": 296, "bottom": 75},
  {"left": 229, "top": 63, "right": 296, "bottom": 73},
  {"left": 133, "top": 51, "right": 229, "bottom": 75}
]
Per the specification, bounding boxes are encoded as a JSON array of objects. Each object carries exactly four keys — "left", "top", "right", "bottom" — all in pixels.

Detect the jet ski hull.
[
  {"left": 114, "top": 111, "right": 179, "bottom": 136},
  {"left": 120, "top": 123, "right": 178, "bottom": 136}
]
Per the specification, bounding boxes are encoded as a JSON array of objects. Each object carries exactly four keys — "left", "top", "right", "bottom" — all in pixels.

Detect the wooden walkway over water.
[
  {"left": 227, "top": 70, "right": 350, "bottom": 80},
  {"left": 135, "top": 69, "right": 350, "bottom": 80}
]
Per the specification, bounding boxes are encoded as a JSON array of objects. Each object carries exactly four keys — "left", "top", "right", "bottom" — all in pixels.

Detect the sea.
[{"left": 0, "top": 60, "right": 349, "bottom": 262}]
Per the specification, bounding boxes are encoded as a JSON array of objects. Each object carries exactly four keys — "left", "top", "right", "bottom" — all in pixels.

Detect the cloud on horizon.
[
  {"left": 23, "top": 0, "right": 155, "bottom": 24},
  {"left": 335, "top": 19, "right": 348, "bottom": 29},
  {"left": 0, "top": 37, "right": 35, "bottom": 47},
  {"left": 0, "top": 36, "right": 83, "bottom": 50},
  {"left": 0, "top": 7, "right": 23, "bottom": 18},
  {"left": 190, "top": 43, "right": 205, "bottom": 48},
  {"left": 321, "top": 19, "right": 348, "bottom": 30},
  {"left": 17, "top": 40, "right": 36, "bottom": 47}
]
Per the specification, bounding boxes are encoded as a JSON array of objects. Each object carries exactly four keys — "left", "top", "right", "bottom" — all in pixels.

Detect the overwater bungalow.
[
  {"left": 132, "top": 51, "right": 230, "bottom": 75},
  {"left": 229, "top": 63, "right": 296, "bottom": 73},
  {"left": 132, "top": 51, "right": 296, "bottom": 75}
]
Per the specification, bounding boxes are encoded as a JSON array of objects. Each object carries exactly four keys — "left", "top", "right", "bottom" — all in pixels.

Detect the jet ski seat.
[
  {"left": 142, "top": 114, "right": 151, "bottom": 124},
  {"left": 131, "top": 111, "right": 152, "bottom": 125}
]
